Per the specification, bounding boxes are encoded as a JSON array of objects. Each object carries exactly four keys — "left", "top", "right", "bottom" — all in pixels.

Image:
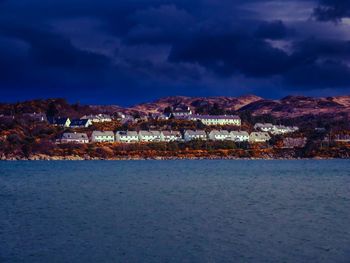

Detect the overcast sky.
[{"left": 0, "top": 0, "right": 350, "bottom": 105}]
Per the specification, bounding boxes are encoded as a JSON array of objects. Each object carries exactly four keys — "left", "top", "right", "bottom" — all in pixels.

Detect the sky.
[{"left": 0, "top": 0, "right": 350, "bottom": 106}]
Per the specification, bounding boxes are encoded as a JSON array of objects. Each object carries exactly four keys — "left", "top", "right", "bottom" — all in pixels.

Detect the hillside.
[
  {"left": 0, "top": 95, "right": 349, "bottom": 122},
  {"left": 128, "top": 95, "right": 350, "bottom": 122},
  {"left": 239, "top": 95, "right": 350, "bottom": 119},
  {"left": 130, "top": 95, "right": 262, "bottom": 114}
]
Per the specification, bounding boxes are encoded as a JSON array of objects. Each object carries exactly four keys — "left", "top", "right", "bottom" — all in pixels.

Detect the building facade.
[
  {"left": 184, "top": 130, "right": 207, "bottom": 141},
  {"left": 160, "top": 131, "right": 182, "bottom": 142},
  {"left": 60, "top": 132, "right": 89, "bottom": 144},
  {"left": 208, "top": 130, "right": 231, "bottom": 141},
  {"left": 115, "top": 131, "right": 139, "bottom": 143},
  {"left": 249, "top": 132, "right": 271, "bottom": 143},
  {"left": 230, "top": 131, "right": 249, "bottom": 142},
  {"left": 190, "top": 115, "right": 241, "bottom": 126},
  {"left": 91, "top": 131, "right": 115, "bottom": 142}
]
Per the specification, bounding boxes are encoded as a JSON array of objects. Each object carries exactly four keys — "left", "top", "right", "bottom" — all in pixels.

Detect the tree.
[
  {"left": 209, "top": 103, "right": 225, "bottom": 115},
  {"left": 163, "top": 106, "right": 172, "bottom": 114},
  {"left": 46, "top": 102, "right": 59, "bottom": 117}
]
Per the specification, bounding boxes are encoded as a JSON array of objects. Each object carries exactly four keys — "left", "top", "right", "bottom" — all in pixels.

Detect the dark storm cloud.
[
  {"left": 169, "top": 32, "right": 291, "bottom": 77},
  {"left": 285, "top": 60, "right": 350, "bottom": 87},
  {"left": 0, "top": 22, "right": 111, "bottom": 70},
  {"left": 254, "top": 20, "right": 290, "bottom": 40},
  {"left": 313, "top": 0, "right": 350, "bottom": 21},
  {"left": 0, "top": 0, "right": 349, "bottom": 104}
]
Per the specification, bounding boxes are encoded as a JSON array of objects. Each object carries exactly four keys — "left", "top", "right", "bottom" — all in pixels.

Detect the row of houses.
[
  {"left": 48, "top": 117, "right": 93, "bottom": 128},
  {"left": 48, "top": 113, "right": 242, "bottom": 128},
  {"left": 59, "top": 130, "right": 272, "bottom": 144},
  {"left": 173, "top": 114, "right": 242, "bottom": 126},
  {"left": 254, "top": 123, "right": 299, "bottom": 135}
]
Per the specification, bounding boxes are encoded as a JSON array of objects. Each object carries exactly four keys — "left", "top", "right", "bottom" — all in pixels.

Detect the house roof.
[
  {"left": 81, "top": 114, "right": 112, "bottom": 120},
  {"left": 185, "top": 130, "right": 206, "bottom": 136},
  {"left": 139, "top": 130, "right": 161, "bottom": 136},
  {"left": 162, "top": 131, "right": 181, "bottom": 136},
  {"left": 209, "top": 130, "right": 230, "bottom": 136},
  {"left": 62, "top": 132, "right": 88, "bottom": 140},
  {"left": 92, "top": 131, "right": 114, "bottom": 137},
  {"left": 117, "top": 131, "right": 138, "bottom": 137},
  {"left": 191, "top": 115, "right": 240, "bottom": 120},
  {"left": 70, "top": 119, "right": 90, "bottom": 126},
  {"left": 230, "top": 131, "right": 249, "bottom": 136},
  {"left": 250, "top": 132, "right": 271, "bottom": 139},
  {"left": 254, "top": 123, "right": 274, "bottom": 128},
  {"left": 48, "top": 117, "right": 70, "bottom": 125}
]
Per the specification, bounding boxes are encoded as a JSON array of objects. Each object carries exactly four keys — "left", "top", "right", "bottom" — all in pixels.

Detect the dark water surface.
[{"left": 1, "top": 160, "right": 350, "bottom": 263}]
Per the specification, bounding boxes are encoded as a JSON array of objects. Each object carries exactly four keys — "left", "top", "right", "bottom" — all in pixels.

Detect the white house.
[
  {"left": 138, "top": 130, "right": 161, "bottom": 142},
  {"left": 172, "top": 106, "right": 192, "bottom": 117},
  {"left": 230, "top": 131, "right": 249, "bottom": 142},
  {"left": 254, "top": 123, "right": 275, "bottom": 132},
  {"left": 208, "top": 130, "right": 231, "bottom": 141},
  {"left": 184, "top": 130, "right": 207, "bottom": 141},
  {"left": 60, "top": 132, "right": 89, "bottom": 144},
  {"left": 271, "top": 125, "right": 298, "bottom": 135},
  {"left": 190, "top": 115, "right": 241, "bottom": 126},
  {"left": 249, "top": 132, "right": 271, "bottom": 143},
  {"left": 254, "top": 123, "right": 299, "bottom": 135},
  {"left": 115, "top": 131, "right": 139, "bottom": 143},
  {"left": 160, "top": 131, "right": 182, "bottom": 142},
  {"left": 91, "top": 131, "right": 115, "bottom": 143},
  {"left": 334, "top": 134, "right": 350, "bottom": 142},
  {"left": 81, "top": 114, "right": 112, "bottom": 123}
]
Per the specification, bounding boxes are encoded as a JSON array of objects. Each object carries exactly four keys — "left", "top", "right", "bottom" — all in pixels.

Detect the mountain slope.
[{"left": 239, "top": 95, "right": 350, "bottom": 119}]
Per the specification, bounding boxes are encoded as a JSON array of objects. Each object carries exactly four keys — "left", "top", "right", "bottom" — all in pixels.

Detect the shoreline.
[{"left": 0, "top": 155, "right": 345, "bottom": 161}]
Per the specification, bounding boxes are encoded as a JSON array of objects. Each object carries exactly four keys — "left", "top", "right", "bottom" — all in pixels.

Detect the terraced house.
[
  {"left": 81, "top": 114, "right": 112, "bottom": 123},
  {"left": 184, "top": 130, "right": 207, "bottom": 141},
  {"left": 208, "top": 130, "right": 231, "bottom": 141},
  {"left": 91, "top": 131, "right": 115, "bottom": 143},
  {"left": 60, "top": 132, "right": 89, "bottom": 144},
  {"left": 160, "top": 131, "right": 182, "bottom": 142},
  {"left": 115, "top": 131, "right": 139, "bottom": 143},
  {"left": 138, "top": 130, "right": 161, "bottom": 142},
  {"left": 249, "top": 132, "right": 271, "bottom": 143},
  {"left": 230, "top": 131, "right": 250, "bottom": 142},
  {"left": 190, "top": 115, "right": 241, "bottom": 126}
]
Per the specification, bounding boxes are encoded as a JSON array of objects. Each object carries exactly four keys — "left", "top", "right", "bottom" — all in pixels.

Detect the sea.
[{"left": 1, "top": 160, "right": 350, "bottom": 263}]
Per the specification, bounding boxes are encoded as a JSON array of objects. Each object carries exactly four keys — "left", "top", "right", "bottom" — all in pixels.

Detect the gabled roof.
[
  {"left": 161, "top": 131, "right": 181, "bottom": 136},
  {"left": 48, "top": 117, "right": 70, "bottom": 125},
  {"left": 117, "top": 131, "right": 138, "bottom": 137},
  {"left": 70, "top": 119, "right": 90, "bottom": 126},
  {"left": 62, "top": 132, "right": 88, "bottom": 140},
  {"left": 250, "top": 132, "right": 271, "bottom": 139},
  {"left": 81, "top": 114, "right": 112, "bottom": 120},
  {"left": 191, "top": 115, "right": 241, "bottom": 120},
  {"left": 185, "top": 130, "right": 206, "bottom": 136},
  {"left": 138, "top": 130, "right": 161, "bottom": 136},
  {"left": 209, "top": 130, "right": 230, "bottom": 136},
  {"left": 150, "top": 130, "right": 161, "bottom": 136},
  {"left": 139, "top": 130, "right": 152, "bottom": 136},
  {"left": 230, "top": 131, "right": 249, "bottom": 136},
  {"left": 92, "top": 131, "right": 114, "bottom": 137},
  {"left": 254, "top": 123, "right": 274, "bottom": 128}
]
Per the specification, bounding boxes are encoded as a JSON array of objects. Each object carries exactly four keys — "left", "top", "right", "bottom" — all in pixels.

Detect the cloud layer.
[{"left": 0, "top": 0, "right": 349, "bottom": 105}]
